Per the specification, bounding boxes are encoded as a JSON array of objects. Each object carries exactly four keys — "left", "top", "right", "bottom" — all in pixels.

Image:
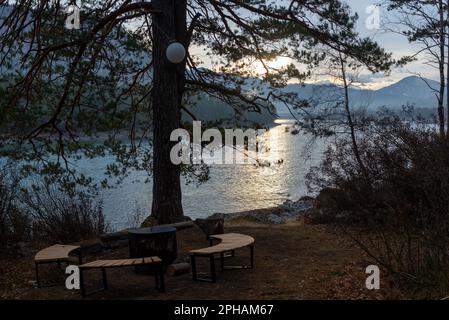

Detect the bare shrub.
[
  {"left": 126, "top": 201, "right": 144, "bottom": 229},
  {"left": 308, "top": 117, "right": 449, "bottom": 297},
  {"left": 0, "top": 163, "right": 30, "bottom": 255},
  {"left": 21, "top": 182, "right": 108, "bottom": 244},
  {"left": 0, "top": 161, "right": 107, "bottom": 257}
]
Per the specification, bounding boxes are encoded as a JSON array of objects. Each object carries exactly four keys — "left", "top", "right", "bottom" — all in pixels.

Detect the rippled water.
[{"left": 68, "top": 119, "right": 331, "bottom": 230}]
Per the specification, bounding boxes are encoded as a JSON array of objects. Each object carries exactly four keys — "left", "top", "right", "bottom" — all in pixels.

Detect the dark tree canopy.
[{"left": 0, "top": 0, "right": 393, "bottom": 222}]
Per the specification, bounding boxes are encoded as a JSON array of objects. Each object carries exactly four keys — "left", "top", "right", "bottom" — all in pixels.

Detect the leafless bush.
[
  {"left": 0, "top": 163, "right": 30, "bottom": 256},
  {"left": 21, "top": 182, "right": 108, "bottom": 244},
  {"left": 308, "top": 117, "right": 449, "bottom": 297},
  {"left": 126, "top": 201, "right": 144, "bottom": 228},
  {"left": 0, "top": 161, "right": 107, "bottom": 257}
]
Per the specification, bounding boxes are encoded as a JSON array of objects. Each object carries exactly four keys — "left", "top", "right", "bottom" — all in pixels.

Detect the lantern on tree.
[{"left": 166, "top": 42, "right": 186, "bottom": 64}]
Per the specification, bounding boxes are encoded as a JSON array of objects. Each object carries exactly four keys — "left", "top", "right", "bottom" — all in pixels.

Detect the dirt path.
[{"left": 0, "top": 220, "right": 386, "bottom": 300}]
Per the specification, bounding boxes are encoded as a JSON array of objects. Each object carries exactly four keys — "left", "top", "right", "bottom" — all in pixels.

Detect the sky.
[
  {"left": 344, "top": 0, "right": 436, "bottom": 89},
  {"left": 189, "top": 0, "right": 434, "bottom": 90}
]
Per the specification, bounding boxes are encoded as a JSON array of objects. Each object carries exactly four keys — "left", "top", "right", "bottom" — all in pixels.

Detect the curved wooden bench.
[
  {"left": 79, "top": 256, "right": 164, "bottom": 297},
  {"left": 189, "top": 233, "right": 255, "bottom": 283},
  {"left": 35, "top": 245, "right": 81, "bottom": 263},
  {"left": 34, "top": 244, "right": 82, "bottom": 288}
]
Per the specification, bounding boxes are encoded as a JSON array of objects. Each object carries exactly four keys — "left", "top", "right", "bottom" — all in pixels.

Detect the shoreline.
[{"left": 205, "top": 197, "right": 314, "bottom": 225}]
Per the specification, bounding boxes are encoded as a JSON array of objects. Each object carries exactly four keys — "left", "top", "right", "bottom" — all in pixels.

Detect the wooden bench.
[
  {"left": 79, "top": 256, "right": 164, "bottom": 297},
  {"left": 189, "top": 233, "right": 254, "bottom": 283},
  {"left": 34, "top": 244, "right": 82, "bottom": 288}
]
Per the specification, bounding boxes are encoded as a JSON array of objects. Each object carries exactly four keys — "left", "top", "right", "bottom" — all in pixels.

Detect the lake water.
[{"left": 67, "top": 119, "right": 331, "bottom": 230}]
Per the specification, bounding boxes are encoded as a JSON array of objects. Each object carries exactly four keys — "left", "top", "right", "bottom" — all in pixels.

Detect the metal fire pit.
[{"left": 128, "top": 226, "right": 178, "bottom": 272}]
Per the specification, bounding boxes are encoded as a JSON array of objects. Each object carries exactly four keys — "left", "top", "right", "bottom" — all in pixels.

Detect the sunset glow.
[{"left": 253, "top": 56, "right": 292, "bottom": 75}]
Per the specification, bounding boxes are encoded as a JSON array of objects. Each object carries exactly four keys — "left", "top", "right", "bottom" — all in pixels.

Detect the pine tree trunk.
[
  {"left": 150, "top": 0, "right": 186, "bottom": 224},
  {"left": 338, "top": 52, "right": 368, "bottom": 182},
  {"left": 438, "top": 0, "right": 445, "bottom": 136},
  {"left": 446, "top": 0, "right": 449, "bottom": 137}
]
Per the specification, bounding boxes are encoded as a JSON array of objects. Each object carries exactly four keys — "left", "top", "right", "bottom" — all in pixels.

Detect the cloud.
[{"left": 352, "top": 72, "right": 387, "bottom": 84}]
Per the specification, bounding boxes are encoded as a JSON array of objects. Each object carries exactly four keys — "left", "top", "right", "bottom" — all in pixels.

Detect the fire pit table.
[{"left": 128, "top": 226, "right": 178, "bottom": 272}]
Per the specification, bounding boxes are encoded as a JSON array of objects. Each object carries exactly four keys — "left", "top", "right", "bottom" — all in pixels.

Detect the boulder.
[{"left": 194, "top": 218, "right": 224, "bottom": 238}]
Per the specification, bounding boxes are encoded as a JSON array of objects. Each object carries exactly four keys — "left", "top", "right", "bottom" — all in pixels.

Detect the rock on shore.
[{"left": 208, "top": 197, "right": 314, "bottom": 225}]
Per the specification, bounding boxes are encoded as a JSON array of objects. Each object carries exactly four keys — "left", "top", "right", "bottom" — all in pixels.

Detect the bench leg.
[
  {"left": 158, "top": 265, "right": 165, "bottom": 293},
  {"left": 79, "top": 268, "right": 107, "bottom": 297},
  {"left": 154, "top": 265, "right": 165, "bottom": 292},
  {"left": 250, "top": 245, "right": 254, "bottom": 269},
  {"left": 151, "top": 264, "right": 165, "bottom": 293},
  {"left": 34, "top": 261, "right": 68, "bottom": 288},
  {"left": 221, "top": 245, "right": 254, "bottom": 270},
  {"left": 101, "top": 268, "right": 108, "bottom": 290},
  {"left": 210, "top": 255, "right": 216, "bottom": 283},
  {"left": 35, "top": 262, "right": 40, "bottom": 288},
  {"left": 190, "top": 254, "right": 197, "bottom": 281},
  {"left": 80, "top": 269, "right": 86, "bottom": 298},
  {"left": 191, "top": 254, "right": 216, "bottom": 283},
  {"left": 80, "top": 263, "right": 164, "bottom": 297}
]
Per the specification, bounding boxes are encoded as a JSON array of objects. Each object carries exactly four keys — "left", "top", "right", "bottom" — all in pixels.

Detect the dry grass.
[{"left": 0, "top": 219, "right": 390, "bottom": 300}]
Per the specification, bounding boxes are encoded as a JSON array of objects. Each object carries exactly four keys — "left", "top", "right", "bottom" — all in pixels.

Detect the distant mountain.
[
  {"left": 277, "top": 76, "right": 440, "bottom": 117},
  {"left": 373, "top": 76, "right": 439, "bottom": 109}
]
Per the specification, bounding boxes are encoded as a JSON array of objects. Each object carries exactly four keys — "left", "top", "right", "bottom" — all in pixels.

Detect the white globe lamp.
[{"left": 166, "top": 42, "right": 186, "bottom": 64}]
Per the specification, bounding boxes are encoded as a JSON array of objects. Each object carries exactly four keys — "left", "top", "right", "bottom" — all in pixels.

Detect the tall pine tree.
[{"left": 0, "top": 0, "right": 393, "bottom": 223}]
